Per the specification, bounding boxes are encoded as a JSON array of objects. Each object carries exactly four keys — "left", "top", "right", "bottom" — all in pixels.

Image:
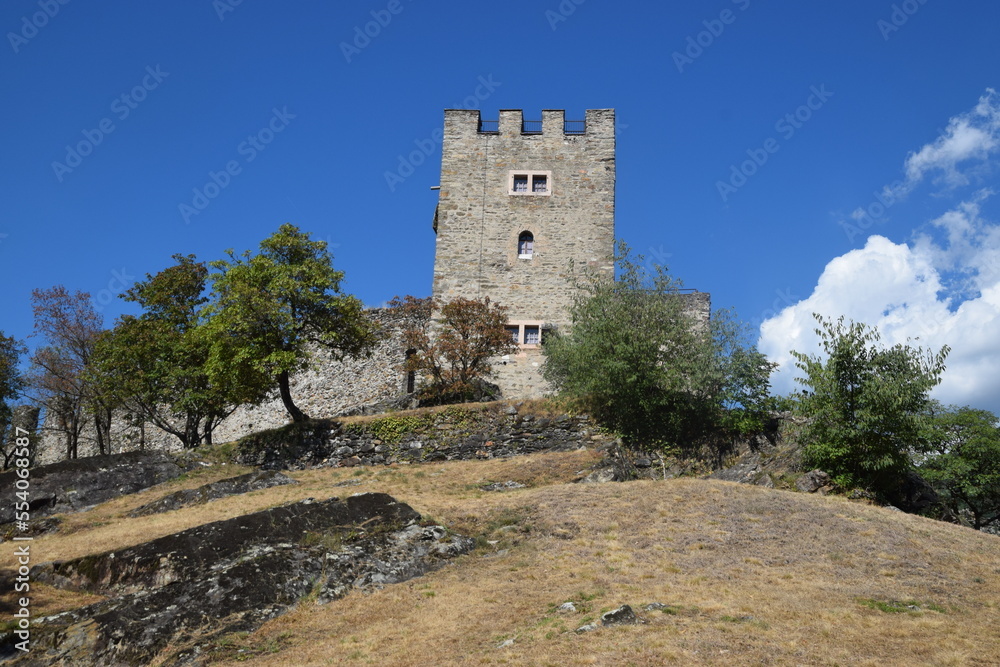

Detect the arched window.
[{"left": 518, "top": 231, "right": 534, "bottom": 259}]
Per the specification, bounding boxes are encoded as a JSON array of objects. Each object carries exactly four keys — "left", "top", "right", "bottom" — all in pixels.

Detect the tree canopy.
[
  {"left": 391, "top": 295, "right": 517, "bottom": 405},
  {"left": 791, "top": 314, "right": 949, "bottom": 495},
  {"left": 542, "top": 242, "right": 775, "bottom": 451},
  {"left": 206, "top": 224, "right": 377, "bottom": 422}
]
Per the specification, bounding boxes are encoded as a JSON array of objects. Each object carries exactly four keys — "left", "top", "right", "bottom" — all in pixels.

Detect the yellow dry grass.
[{"left": 5, "top": 448, "right": 1000, "bottom": 666}]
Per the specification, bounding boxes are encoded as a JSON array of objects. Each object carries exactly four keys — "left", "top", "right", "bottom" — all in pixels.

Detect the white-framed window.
[
  {"left": 508, "top": 170, "right": 552, "bottom": 196},
  {"left": 506, "top": 321, "right": 545, "bottom": 347},
  {"left": 518, "top": 231, "right": 534, "bottom": 259}
]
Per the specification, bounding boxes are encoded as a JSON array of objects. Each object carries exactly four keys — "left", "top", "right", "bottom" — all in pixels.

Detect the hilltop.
[{"left": 1, "top": 404, "right": 998, "bottom": 665}]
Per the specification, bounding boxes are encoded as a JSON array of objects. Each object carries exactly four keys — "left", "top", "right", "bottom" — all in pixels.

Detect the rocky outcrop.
[
  {"left": 10, "top": 494, "right": 472, "bottom": 666},
  {"left": 127, "top": 470, "right": 297, "bottom": 518},
  {"left": 0, "top": 451, "right": 186, "bottom": 532},
  {"left": 235, "top": 408, "right": 611, "bottom": 471}
]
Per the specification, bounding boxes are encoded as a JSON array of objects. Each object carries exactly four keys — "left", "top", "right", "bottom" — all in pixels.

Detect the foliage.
[
  {"left": 0, "top": 332, "right": 26, "bottom": 428},
  {"left": 791, "top": 314, "right": 949, "bottom": 495},
  {"left": 391, "top": 295, "right": 517, "bottom": 405},
  {"left": 917, "top": 403, "right": 1000, "bottom": 530},
  {"left": 206, "top": 224, "right": 377, "bottom": 422},
  {"left": 90, "top": 255, "right": 250, "bottom": 448},
  {"left": 0, "top": 332, "right": 27, "bottom": 468},
  {"left": 349, "top": 415, "right": 425, "bottom": 444},
  {"left": 26, "top": 286, "right": 108, "bottom": 458},
  {"left": 542, "top": 242, "right": 776, "bottom": 451}
]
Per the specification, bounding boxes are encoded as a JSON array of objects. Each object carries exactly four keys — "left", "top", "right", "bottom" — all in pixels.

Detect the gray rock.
[
  {"left": 575, "top": 623, "right": 598, "bottom": 634},
  {"left": 482, "top": 480, "right": 527, "bottom": 492},
  {"left": 557, "top": 602, "right": 577, "bottom": 613},
  {"left": 25, "top": 494, "right": 473, "bottom": 665},
  {"left": 634, "top": 457, "right": 652, "bottom": 468},
  {"left": 601, "top": 605, "right": 637, "bottom": 626},
  {"left": 129, "top": 470, "right": 297, "bottom": 518},
  {"left": 0, "top": 451, "right": 185, "bottom": 529},
  {"left": 357, "top": 442, "right": 376, "bottom": 453},
  {"left": 796, "top": 469, "right": 831, "bottom": 493},
  {"left": 374, "top": 444, "right": 390, "bottom": 454},
  {"left": 334, "top": 446, "right": 355, "bottom": 457}
]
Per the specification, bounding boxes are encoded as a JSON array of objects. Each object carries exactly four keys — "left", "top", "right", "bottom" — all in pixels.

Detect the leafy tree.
[
  {"left": 90, "top": 255, "right": 251, "bottom": 448},
  {"left": 0, "top": 332, "right": 27, "bottom": 466},
  {"left": 26, "top": 287, "right": 109, "bottom": 459},
  {"left": 206, "top": 224, "right": 377, "bottom": 422},
  {"left": 791, "top": 314, "right": 949, "bottom": 494},
  {"left": 542, "top": 243, "right": 776, "bottom": 450},
  {"left": 918, "top": 403, "right": 1000, "bottom": 530},
  {"left": 391, "top": 295, "right": 517, "bottom": 405}
]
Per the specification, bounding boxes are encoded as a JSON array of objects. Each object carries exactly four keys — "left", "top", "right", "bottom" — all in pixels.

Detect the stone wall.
[{"left": 36, "top": 307, "right": 425, "bottom": 464}]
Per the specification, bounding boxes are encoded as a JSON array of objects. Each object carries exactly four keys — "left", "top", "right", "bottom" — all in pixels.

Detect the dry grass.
[{"left": 4, "top": 448, "right": 1000, "bottom": 666}]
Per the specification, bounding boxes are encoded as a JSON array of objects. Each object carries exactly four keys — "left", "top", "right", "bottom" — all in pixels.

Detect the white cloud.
[
  {"left": 898, "top": 88, "right": 1000, "bottom": 194},
  {"left": 760, "top": 197, "right": 1000, "bottom": 414}
]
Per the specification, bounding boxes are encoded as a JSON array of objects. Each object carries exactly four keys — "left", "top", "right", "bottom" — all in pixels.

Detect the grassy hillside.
[{"left": 4, "top": 447, "right": 999, "bottom": 666}]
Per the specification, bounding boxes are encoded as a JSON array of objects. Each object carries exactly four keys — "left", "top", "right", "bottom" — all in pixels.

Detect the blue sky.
[{"left": 2, "top": 0, "right": 999, "bottom": 412}]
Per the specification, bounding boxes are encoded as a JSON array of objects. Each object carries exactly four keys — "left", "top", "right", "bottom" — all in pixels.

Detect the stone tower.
[{"left": 431, "top": 108, "right": 616, "bottom": 397}]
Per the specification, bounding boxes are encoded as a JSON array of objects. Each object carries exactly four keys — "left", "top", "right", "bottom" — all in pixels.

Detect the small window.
[
  {"left": 405, "top": 349, "right": 416, "bottom": 394},
  {"left": 518, "top": 231, "right": 534, "bottom": 259},
  {"left": 524, "top": 326, "right": 540, "bottom": 345},
  {"left": 505, "top": 326, "right": 520, "bottom": 343},
  {"left": 508, "top": 170, "right": 552, "bottom": 196}
]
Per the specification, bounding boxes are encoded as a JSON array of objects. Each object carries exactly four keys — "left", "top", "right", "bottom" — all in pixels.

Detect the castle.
[{"left": 35, "top": 108, "right": 707, "bottom": 461}]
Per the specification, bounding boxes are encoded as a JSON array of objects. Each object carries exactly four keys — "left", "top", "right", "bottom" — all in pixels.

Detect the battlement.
[{"left": 443, "top": 108, "right": 615, "bottom": 138}]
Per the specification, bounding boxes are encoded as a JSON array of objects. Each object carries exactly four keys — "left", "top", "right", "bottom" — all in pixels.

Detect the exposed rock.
[
  {"left": 235, "top": 411, "right": 613, "bottom": 471},
  {"left": 16, "top": 494, "right": 472, "bottom": 666},
  {"left": 128, "top": 470, "right": 298, "bottom": 518},
  {"left": 575, "top": 623, "right": 598, "bottom": 634},
  {"left": 0, "top": 451, "right": 186, "bottom": 532},
  {"left": 796, "top": 469, "right": 831, "bottom": 493},
  {"left": 579, "top": 444, "right": 638, "bottom": 484},
  {"left": 557, "top": 602, "right": 577, "bottom": 613},
  {"left": 601, "top": 604, "right": 638, "bottom": 626},
  {"left": 482, "top": 481, "right": 527, "bottom": 492}
]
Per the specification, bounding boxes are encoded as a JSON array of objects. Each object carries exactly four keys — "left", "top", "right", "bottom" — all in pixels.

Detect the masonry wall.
[
  {"left": 432, "top": 108, "right": 616, "bottom": 329},
  {"left": 36, "top": 308, "right": 424, "bottom": 464},
  {"left": 431, "top": 108, "right": 616, "bottom": 397}
]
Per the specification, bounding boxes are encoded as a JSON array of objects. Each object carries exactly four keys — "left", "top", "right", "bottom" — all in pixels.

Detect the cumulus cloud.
[
  {"left": 759, "top": 195, "right": 1000, "bottom": 414},
  {"left": 898, "top": 88, "right": 1000, "bottom": 194}
]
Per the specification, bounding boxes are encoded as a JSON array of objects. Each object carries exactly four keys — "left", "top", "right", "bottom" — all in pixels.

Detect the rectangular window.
[
  {"left": 508, "top": 170, "right": 552, "bottom": 196},
  {"left": 505, "top": 326, "right": 520, "bottom": 343},
  {"left": 524, "top": 326, "right": 540, "bottom": 345}
]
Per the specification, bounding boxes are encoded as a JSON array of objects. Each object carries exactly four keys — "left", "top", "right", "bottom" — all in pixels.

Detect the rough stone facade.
[
  {"left": 36, "top": 307, "right": 426, "bottom": 462},
  {"left": 431, "top": 109, "right": 617, "bottom": 397}
]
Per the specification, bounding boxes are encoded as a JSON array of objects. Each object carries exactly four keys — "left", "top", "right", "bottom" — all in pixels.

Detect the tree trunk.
[{"left": 278, "top": 370, "right": 308, "bottom": 423}]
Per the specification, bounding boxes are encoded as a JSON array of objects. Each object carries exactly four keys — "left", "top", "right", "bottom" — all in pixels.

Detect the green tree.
[
  {"left": 90, "top": 255, "right": 250, "bottom": 448},
  {"left": 206, "top": 224, "right": 377, "bottom": 422},
  {"left": 791, "top": 314, "right": 949, "bottom": 494},
  {"left": 542, "top": 243, "right": 775, "bottom": 450},
  {"left": 391, "top": 295, "right": 517, "bottom": 405},
  {"left": 918, "top": 403, "right": 1000, "bottom": 530},
  {"left": 0, "top": 332, "right": 27, "bottom": 464}
]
